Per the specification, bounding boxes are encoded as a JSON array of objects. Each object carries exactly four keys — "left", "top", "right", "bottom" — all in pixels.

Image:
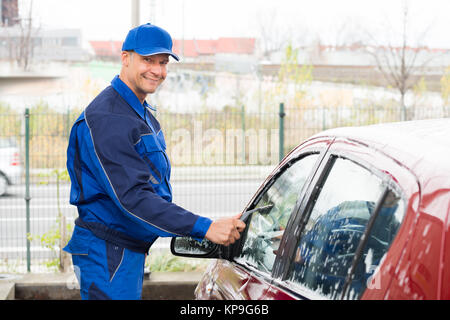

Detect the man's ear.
[{"left": 121, "top": 51, "right": 132, "bottom": 67}]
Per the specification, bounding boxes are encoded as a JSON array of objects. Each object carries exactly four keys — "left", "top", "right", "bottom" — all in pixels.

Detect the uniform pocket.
[
  {"left": 136, "top": 134, "right": 168, "bottom": 185},
  {"left": 156, "top": 130, "right": 167, "bottom": 150},
  {"left": 106, "top": 242, "right": 125, "bottom": 282},
  {"left": 63, "top": 225, "right": 93, "bottom": 255}
]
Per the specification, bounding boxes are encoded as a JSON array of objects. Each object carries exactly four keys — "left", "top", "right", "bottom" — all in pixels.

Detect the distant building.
[
  {"left": 88, "top": 40, "right": 122, "bottom": 61},
  {"left": 0, "top": 27, "right": 90, "bottom": 64},
  {"left": 1, "top": 0, "right": 18, "bottom": 27}
]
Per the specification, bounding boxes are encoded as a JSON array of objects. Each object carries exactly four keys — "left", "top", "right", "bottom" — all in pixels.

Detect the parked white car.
[{"left": 0, "top": 137, "right": 22, "bottom": 196}]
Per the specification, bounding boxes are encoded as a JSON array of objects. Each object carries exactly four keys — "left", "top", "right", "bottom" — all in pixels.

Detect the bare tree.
[
  {"left": 323, "top": 18, "right": 365, "bottom": 48},
  {"left": 364, "top": 1, "right": 435, "bottom": 120},
  {"left": 256, "top": 8, "right": 296, "bottom": 61},
  {"left": 3, "top": 0, "right": 38, "bottom": 71},
  {"left": 17, "top": 0, "right": 35, "bottom": 70}
]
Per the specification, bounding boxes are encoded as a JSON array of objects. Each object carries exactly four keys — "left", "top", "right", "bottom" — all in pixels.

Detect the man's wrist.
[{"left": 190, "top": 216, "right": 213, "bottom": 242}]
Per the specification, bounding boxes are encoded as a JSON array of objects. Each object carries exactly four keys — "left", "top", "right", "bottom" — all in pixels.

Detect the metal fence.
[{"left": 0, "top": 103, "right": 448, "bottom": 273}]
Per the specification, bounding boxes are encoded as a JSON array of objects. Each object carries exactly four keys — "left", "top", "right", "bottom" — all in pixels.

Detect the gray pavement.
[
  {"left": 0, "top": 282, "right": 14, "bottom": 300},
  {"left": 0, "top": 271, "right": 204, "bottom": 300}
]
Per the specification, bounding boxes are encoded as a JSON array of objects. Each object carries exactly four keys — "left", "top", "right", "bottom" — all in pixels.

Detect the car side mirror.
[
  {"left": 170, "top": 204, "right": 274, "bottom": 260},
  {"left": 170, "top": 236, "right": 220, "bottom": 258}
]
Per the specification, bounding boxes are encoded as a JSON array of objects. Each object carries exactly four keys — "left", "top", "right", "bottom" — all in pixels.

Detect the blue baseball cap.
[{"left": 122, "top": 23, "right": 180, "bottom": 61}]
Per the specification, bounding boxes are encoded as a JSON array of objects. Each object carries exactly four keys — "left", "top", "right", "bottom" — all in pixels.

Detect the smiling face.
[{"left": 119, "top": 51, "right": 169, "bottom": 103}]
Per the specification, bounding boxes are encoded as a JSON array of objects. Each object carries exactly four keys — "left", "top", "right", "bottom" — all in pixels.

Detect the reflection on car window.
[
  {"left": 287, "top": 158, "right": 405, "bottom": 300},
  {"left": 236, "top": 154, "right": 319, "bottom": 274}
]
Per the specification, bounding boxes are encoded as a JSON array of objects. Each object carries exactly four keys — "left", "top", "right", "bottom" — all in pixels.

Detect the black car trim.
[
  {"left": 340, "top": 187, "right": 390, "bottom": 299},
  {"left": 280, "top": 146, "right": 404, "bottom": 279},
  {"left": 275, "top": 151, "right": 331, "bottom": 275},
  {"left": 272, "top": 140, "right": 336, "bottom": 279},
  {"left": 278, "top": 153, "right": 336, "bottom": 279},
  {"left": 276, "top": 188, "right": 406, "bottom": 301},
  {"left": 241, "top": 151, "right": 323, "bottom": 264},
  {"left": 276, "top": 141, "right": 409, "bottom": 300},
  {"left": 230, "top": 141, "right": 332, "bottom": 278}
]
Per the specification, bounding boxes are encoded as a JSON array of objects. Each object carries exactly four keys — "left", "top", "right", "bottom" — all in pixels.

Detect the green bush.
[{"left": 147, "top": 250, "right": 210, "bottom": 272}]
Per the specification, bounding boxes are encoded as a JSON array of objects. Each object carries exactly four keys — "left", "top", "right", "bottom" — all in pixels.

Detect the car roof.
[{"left": 312, "top": 118, "right": 450, "bottom": 182}]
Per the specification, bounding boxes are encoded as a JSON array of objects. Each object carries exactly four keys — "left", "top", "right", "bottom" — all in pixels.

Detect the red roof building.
[
  {"left": 172, "top": 39, "right": 217, "bottom": 58},
  {"left": 89, "top": 37, "right": 256, "bottom": 61},
  {"left": 89, "top": 40, "right": 123, "bottom": 60},
  {"left": 216, "top": 38, "right": 256, "bottom": 55}
]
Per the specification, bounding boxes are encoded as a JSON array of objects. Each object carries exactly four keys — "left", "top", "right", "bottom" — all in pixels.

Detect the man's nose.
[{"left": 149, "top": 63, "right": 163, "bottom": 76}]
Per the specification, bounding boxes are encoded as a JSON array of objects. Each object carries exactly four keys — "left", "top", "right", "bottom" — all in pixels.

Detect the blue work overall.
[{"left": 64, "top": 75, "right": 212, "bottom": 300}]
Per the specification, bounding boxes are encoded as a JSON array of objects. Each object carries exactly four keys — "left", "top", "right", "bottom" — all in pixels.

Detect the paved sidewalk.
[
  {"left": 0, "top": 282, "right": 14, "bottom": 300},
  {"left": 0, "top": 272, "right": 203, "bottom": 300}
]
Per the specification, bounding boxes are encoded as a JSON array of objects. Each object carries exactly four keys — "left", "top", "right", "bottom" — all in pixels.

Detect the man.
[{"left": 64, "top": 23, "right": 245, "bottom": 300}]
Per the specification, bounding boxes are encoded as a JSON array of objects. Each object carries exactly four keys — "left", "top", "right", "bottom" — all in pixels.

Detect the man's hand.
[{"left": 204, "top": 213, "right": 246, "bottom": 246}]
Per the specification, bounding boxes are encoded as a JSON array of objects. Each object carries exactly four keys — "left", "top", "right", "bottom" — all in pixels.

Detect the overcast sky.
[{"left": 23, "top": 0, "right": 450, "bottom": 48}]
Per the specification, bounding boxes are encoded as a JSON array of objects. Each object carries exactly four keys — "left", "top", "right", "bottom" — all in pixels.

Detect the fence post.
[
  {"left": 24, "top": 108, "right": 31, "bottom": 272},
  {"left": 241, "top": 105, "right": 245, "bottom": 164},
  {"left": 279, "top": 103, "right": 285, "bottom": 162}
]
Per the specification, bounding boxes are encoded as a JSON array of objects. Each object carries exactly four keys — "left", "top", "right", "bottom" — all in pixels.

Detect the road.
[{"left": 0, "top": 179, "right": 263, "bottom": 259}]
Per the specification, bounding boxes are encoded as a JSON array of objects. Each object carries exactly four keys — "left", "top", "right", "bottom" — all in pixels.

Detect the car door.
[
  {"left": 266, "top": 137, "right": 419, "bottom": 300},
  {"left": 198, "top": 137, "right": 332, "bottom": 300}
]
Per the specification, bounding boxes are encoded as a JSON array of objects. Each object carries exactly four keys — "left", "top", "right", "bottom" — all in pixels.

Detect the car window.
[
  {"left": 286, "top": 157, "right": 405, "bottom": 300},
  {"left": 235, "top": 154, "right": 319, "bottom": 274}
]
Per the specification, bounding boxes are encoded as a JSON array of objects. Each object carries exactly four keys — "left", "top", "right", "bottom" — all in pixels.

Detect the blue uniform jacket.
[{"left": 65, "top": 75, "right": 212, "bottom": 251}]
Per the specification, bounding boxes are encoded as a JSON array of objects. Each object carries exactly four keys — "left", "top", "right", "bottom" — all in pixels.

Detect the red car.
[{"left": 171, "top": 118, "right": 450, "bottom": 300}]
